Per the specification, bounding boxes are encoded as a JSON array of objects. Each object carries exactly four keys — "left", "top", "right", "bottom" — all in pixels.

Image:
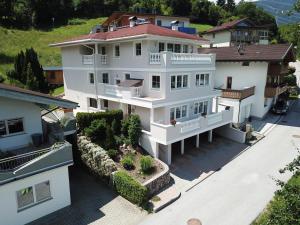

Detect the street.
[{"left": 139, "top": 100, "right": 300, "bottom": 225}]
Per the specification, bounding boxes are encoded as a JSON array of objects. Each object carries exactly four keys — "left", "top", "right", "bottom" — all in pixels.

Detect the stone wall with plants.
[{"left": 77, "top": 135, "right": 117, "bottom": 178}]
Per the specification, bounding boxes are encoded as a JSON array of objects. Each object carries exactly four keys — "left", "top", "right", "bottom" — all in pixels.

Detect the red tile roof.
[
  {"left": 52, "top": 23, "right": 207, "bottom": 46},
  {"left": 204, "top": 18, "right": 253, "bottom": 34},
  {"left": 198, "top": 44, "right": 295, "bottom": 62}
]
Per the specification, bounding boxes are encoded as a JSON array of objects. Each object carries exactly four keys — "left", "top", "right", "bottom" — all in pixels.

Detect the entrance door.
[{"left": 227, "top": 77, "right": 232, "bottom": 89}]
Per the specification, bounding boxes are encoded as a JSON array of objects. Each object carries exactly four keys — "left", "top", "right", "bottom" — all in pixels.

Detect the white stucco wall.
[
  {"left": 203, "top": 31, "right": 231, "bottom": 47},
  {"left": 0, "top": 166, "right": 71, "bottom": 225},
  {"left": 215, "top": 62, "right": 270, "bottom": 119},
  {"left": 0, "top": 97, "right": 43, "bottom": 151}
]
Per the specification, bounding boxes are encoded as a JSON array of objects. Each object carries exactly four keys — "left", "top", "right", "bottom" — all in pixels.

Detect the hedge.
[
  {"left": 76, "top": 110, "right": 123, "bottom": 131},
  {"left": 114, "top": 171, "right": 148, "bottom": 205}
]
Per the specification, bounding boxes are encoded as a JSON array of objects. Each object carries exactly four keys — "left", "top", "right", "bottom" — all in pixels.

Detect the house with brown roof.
[
  {"left": 0, "top": 84, "right": 78, "bottom": 225},
  {"left": 199, "top": 44, "right": 296, "bottom": 124},
  {"left": 203, "top": 18, "right": 270, "bottom": 47}
]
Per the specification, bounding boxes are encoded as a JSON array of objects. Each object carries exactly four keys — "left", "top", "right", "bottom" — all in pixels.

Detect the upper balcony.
[
  {"left": 82, "top": 54, "right": 108, "bottom": 65},
  {"left": 150, "top": 108, "right": 233, "bottom": 145},
  {"left": 98, "top": 83, "right": 142, "bottom": 99},
  {"left": 149, "top": 52, "right": 214, "bottom": 66},
  {"left": 219, "top": 86, "right": 255, "bottom": 100},
  {"left": 265, "top": 84, "right": 288, "bottom": 98},
  {"left": 0, "top": 142, "right": 73, "bottom": 185}
]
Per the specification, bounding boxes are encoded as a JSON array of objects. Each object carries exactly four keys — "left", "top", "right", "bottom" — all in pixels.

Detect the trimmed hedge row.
[
  {"left": 76, "top": 110, "right": 123, "bottom": 131},
  {"left": 114, "top": 171, "right": 148, "bottom": 205}
]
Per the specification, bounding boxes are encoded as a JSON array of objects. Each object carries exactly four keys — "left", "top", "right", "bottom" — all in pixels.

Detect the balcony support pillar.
[
  {"left": 181, "top": 140, "right": 185, "bottom": 155},
  {"left": 196, "top": 134, "right": 200, "bottom": 148},
  {"left": 167, "top": 144, "right": 172, "bottom": 165},
  {"left": 208, "top": 130, "right": 213, "bottom": 143}
]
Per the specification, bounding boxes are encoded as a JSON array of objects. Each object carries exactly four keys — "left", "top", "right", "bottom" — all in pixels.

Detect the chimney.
[
  {"left": 129, "top": 16, "right": 137, "bottom": 27},
  {"left": 171, "top": 20, "right": 179, "bottom": 31}
]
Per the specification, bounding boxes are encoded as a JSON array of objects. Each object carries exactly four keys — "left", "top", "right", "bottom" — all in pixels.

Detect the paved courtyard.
[
  {"left": 170, "top": 135, "right": 248, "bottom": 192},
  {"left": 28, "top": 167, "right": 147, "bottom": 225}
]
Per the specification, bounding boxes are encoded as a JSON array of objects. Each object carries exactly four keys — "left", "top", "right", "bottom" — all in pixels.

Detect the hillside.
[
  {"left": 255, "top": 0, "right": 300, "bottom": 25},
  {"left": 0, "top": 18, "right": 211, "bottom": 81}
]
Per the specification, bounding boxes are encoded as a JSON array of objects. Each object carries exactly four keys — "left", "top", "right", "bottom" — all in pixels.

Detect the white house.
[
  {"left": 199, "top": 44, "right": 296, "bottom": 125},
  {"left": 202, "top": 18, "right": 270, "bottom": 47},
  {"left": 0, "top": 83, "right": 78, "bottom": 225},
  {"left": 51, "top": 20, "right": 235, "bottom": 165}
]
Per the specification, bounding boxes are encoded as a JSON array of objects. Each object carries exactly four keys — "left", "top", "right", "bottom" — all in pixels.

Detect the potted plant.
[{"left": 170, "top": 119, "right": 177, "bottom": 126}]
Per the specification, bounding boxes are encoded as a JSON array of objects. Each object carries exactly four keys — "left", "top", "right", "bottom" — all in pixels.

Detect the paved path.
[{"left": 140, "top": 100, "right": 300, "bottom": 225}]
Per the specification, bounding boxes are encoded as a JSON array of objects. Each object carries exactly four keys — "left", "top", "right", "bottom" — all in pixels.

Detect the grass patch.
[
  {"left": 0, "top": 17, "right": 106, "bottom": 81},
  {"left": 190, "top": 23, "right": 213, "bottom": 33},
  {"left": 52, "top": 86, "right": 64, "bottom": 96}
]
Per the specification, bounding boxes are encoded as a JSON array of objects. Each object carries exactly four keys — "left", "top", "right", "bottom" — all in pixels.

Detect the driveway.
[
  {"left": 28, "top": 167, "right": 147, "bottom": 225},
  {"left": 140, "top": 100, "right": 300, "bottom": 225}
]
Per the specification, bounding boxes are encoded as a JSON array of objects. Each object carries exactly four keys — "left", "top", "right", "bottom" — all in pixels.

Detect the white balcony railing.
[
  {"left": 82, "top": 55, "right": 94, "bottom": 65},
  {"left": 150, "top": 109, "right": 233, "bottom": 145},
  {"left": 149, "top": 53, "right": 161, "bottom": 64},
  {"left": 171, "top": 53, "right": 212, "bottom": 64},
  {"left": 98, "top": 83, "right": 142, "bottom": 99}
]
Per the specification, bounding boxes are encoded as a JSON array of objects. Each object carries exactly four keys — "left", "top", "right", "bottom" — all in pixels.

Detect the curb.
[{"left": 152, "top": 191, "right": 181, "bottom": 213}]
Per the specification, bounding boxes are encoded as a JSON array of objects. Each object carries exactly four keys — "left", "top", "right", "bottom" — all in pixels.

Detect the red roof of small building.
[
  {"left": 204, "top": 18, "right": 254, "bottom": 34},
  {"left": 52, "top": 23, "right": 207, "bottom": 46}
]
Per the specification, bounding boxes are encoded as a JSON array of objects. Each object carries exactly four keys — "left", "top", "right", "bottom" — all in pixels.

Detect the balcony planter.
[{"left": 170, "top": 120, "right": 177, "bottom": 126}]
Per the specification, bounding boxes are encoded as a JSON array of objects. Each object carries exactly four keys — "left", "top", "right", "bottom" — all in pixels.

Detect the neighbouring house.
[
  {"left": 202, "top": 18, "right": 270, "bottom": 47},
  {"left": 0, "top": 83, "right": 78, "bottom": 225},
  {"left": 100, "top": 11, "right": 196, "bottom": 35},
  {"left": 50, "top": 19, "right": 237, "bottom": 165},
  {"left": 43, "top": 66, "right": 64, "bottom": 86},
  {"left": 199, "top": 44, "right": 296, "bottom": 125}
]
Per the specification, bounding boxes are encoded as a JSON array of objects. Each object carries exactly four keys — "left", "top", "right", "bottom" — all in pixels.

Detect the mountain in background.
[{"left": 254, "top": 0, "right": 300, "bottom": 25}]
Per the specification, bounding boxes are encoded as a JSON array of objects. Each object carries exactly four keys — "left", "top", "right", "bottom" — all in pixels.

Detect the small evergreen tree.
[
  {"left": 128, "top": 115, "right": 141, "bottom": 147},
  {"left": 217, "top": 0, "right": 226, "bottom": 7},
  {"left": 105, "top": 125, "right": 116, "bottom": 149},
  {"left": 226, "top": 0, "right": 236, "bottom": 12}
]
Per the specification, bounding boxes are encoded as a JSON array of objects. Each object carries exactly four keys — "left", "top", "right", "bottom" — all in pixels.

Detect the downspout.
[
  {"left": 237, "top": 99, "right": 241, "bottom": 124},
  {"left": 82, "top": 44, "right": 99, "bottom": 108}
]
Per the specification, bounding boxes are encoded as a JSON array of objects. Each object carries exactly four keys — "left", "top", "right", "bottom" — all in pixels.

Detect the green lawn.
[
  {"left": 0, "top": 17, "right": 107, "bottom": 79},
  {"left": 52, "top": 85, "right": 64, "bottom": 96},
  {"left": 190, "top": 23, "right": 213, "bottom": 33}
]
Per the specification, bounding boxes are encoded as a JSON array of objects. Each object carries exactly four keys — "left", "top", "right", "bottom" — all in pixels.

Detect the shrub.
[
  {"left": 105, "top": 126, "right": 117, "bottom": 149},
  {"left": 114, "top": 171, "right": 148, "bottom": 205},
  {"left": 121, "top": 117, "right": 130, "bottom": 137},
  {"left": 128, "top": 115, "right": 142, "bottom": 147},
  {"left": 84, "top": 119, "right": 106, "bottom": 143},
  {"left": 0, "top": 75, "right": 4, "bottom": 83},
  {"left": 121, "top": 155, "right": 134, "bottom": 170},
  {"left": 111, "top": 119, "right": 121, "bottom": 135},
  {"left": 140, "top": 156, "right": 154, "bottom": 173},
  {"left": 76, "top": 110, "right": 123, "bottom": 131},
  {"left": 107, "top": 149, "right": 118, "bottom": 159}
]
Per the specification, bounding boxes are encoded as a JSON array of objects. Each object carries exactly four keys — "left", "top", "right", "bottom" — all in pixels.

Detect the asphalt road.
[{"left": 139, "top": 100, "right": 300, "bottom": 225}]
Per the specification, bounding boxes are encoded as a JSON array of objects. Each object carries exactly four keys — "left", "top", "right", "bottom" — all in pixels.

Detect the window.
[
  {"left": 171, "top": 75, "right": 188, "bottom": 90},
  {"left": 196, "top": 74, "right": 209, "bottom": 86},
  {"left": 170, "top": 105, "right": 188, "bottom": 121},
  {"left": 102, "top": 73, "right": 109, "bottom": 84},
  {"left": 242, "top": 62, "right": 250, "bottom": 66},
  {"left": 174, "top": 44, "right": 181, "bottom": 53},
  {"left": 114, "top": 44, "right": 120, "bottom": 57},
  {"left": 125, "top": 73, "right": 130, "bottom": 80},
  {"left": 194, "top": 101, "right": 208, "bottom": 115},
  {"left": 152, "top": 76, "right": 160, "bottom": 89},
  {"left": 259, "top": 30, "right": 268, "bottom": 40},
  {"left": 167, "top": 43, "right": 174, "bottom": 52},
  {"left": 183, "top": 45, "right": 188, "bottom": 53},
  {"left": 89, "top": 98, "right": 98, "bottom": 108},
  {"left": 159, "top": 42, "right": 165, "bottom": 52},
  {"left": 0, "top": 118, "right": 24, "bottom": 137},
  {"left": 103, "top": 100, "right": 108, "bottom": 108},
  {"left": 101, "top": 46, "right": 106, "bottom": 55},
  {"left": 157, "top": 20, "right": 162, "bottom": 26},
  {"left": 89, "top": 73, "right": 94, "bottom": 84},
  {"left": 16, "top": 181, "right": 52, "bottom": 211},
  {"left": 135, "top": 43, "right": 142, "bottom": 56}
]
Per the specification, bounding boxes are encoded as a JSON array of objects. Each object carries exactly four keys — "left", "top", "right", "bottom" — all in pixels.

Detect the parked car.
[{"left": 272, "top": 99, "right": 289, "bottom": 114}]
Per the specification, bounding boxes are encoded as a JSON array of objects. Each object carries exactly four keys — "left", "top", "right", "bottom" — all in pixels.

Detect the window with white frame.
[
  {"left": 135, "top": 43, "right": 142, "bottom": 56},
  {"left": 194, "top": 101, "right": 208, "bottom": 115},
  {"left": 0, "top": 118, "right": 24, "bottom": 137},
  {"left": 114, "top": 44, "right": 120, "bottom": 57},
  {"left": 170, "top": 105, "right": 188, "bottom": 121},
  {"left": 159, "top": 42, "right": 165, "bottom": 52},
  {"left": 152, "top": 75, "right": 160, "bottom": 89},
  {"left": 167, "top": 43, "right": 174, "bottom": 52},
  {"left": 16, "top": 181, "right": 51, "bottom": 211},
  {"left": 196, "top": 73, "right": 209, "bottom": 86},
  {"left": 89, "top": 72, "right": 95, "bottom": 84},
  {"left": 89, "top": 98, "right": 98, "bottom": 108},
  {"left": 174, "top": 44, "right": 181, "bottom": 53},
  {"left": 258, "top": 30, "right": 268, "bottom": 40},
  {"left": 102, "top": 73, "right": 109, "bottom": 83},
  {"left": 171, "top": 75, "right": 188, "bottom": 90},
  {"left": 183, "top": 45, "right": 188, "bottom": 53}
]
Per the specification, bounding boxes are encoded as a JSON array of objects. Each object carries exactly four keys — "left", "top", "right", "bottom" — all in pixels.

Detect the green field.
[
  {"left": 190, "top": 23, "right": 213, "bottom": 33},
  {"left": 0, "top": 18, "right": 212, "bottom": 81}
]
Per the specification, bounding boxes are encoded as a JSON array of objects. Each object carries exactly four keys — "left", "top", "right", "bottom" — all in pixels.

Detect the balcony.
[
  {"left": 98, "top": 83, "right": 142, "bottom": 99},
  {"left": 150, "top": 109, "right": 233, "bottom": 145},
  {"left": 82, "top": 54, "right": 108, "bottom": 65},
  {"left": 0, "top": 142, "right": 73, "bottom": 185},
  {"left": 265, "top": 84, "right": 288, "bottom": 98},
  {"left": 149, "top": 52, "right": 214, "bottom": 65},
  {"left": 220, "top": 86, "right": 255, "bottom": 100}
]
